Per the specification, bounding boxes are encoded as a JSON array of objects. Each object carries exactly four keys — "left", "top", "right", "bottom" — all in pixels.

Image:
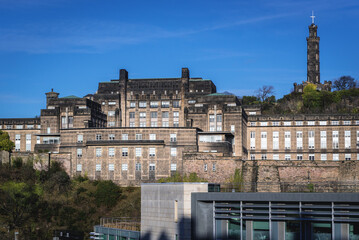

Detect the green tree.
[
  {"left": 303, "top": 83, "right": 322, "bottom": 111},
  {"left": 94, "top": 181, "right": 122, "bottom": 208},
  {"left": 0, "top": 130, "right": 14, "bottom": 152}
]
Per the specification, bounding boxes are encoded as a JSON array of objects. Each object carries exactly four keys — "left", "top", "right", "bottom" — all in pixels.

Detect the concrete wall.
[{"left": 141, "top": 183, "right": 208, "bottom": 240}]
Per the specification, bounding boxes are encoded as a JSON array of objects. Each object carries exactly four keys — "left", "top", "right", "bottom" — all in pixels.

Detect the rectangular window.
[
  {"left": 260, "top": 122, "right": 268, "bottom": 126},
  {"left": 250, "top": 122, "right": 256, "bottom": 126},
  {"left": 162, "top": 111, "right": 169, "bottom": 118},
  {"left": 108, "top": 164, "right": 115, "bottom": 171},
  {"left": 61, "top": 116, "right": 67, "bottom": 129},
  {"left": 108, "top": 121, "right": 115, "bottom": 127},
  {"left": 76, "top": 164, "right": 82, "bottom": 172},
  {"left": 171, "top": 148, "right": 177, "bottom": 157},
  {"left": 204, "top": 164, "right": 208, "bottom": 171},
  {"left": 231, "top": 125, "right": 235, "bottom": 132},
  {"left": 95, "top": 164, "right": 101, "bottom": 171},
  {"left": 343, "top": 121, "right": 351, "bottom": 125},
  {"left": 47, "top": 127, "right": 51, "bottom": 134},
  {"left": 122, "top": 134, "right": 128, "bottom": 140},
  {"left": 296, "top": 131, "right": 303, "bottom": 149},
  {"left": 272, "top": 122, "right": 279, "bottom": 126},
  {"left": 68, "top": 116, "right": 73, "bottom": 128},
  {"left": 285, "top": 154, "right": 291, "bottom": 160},
  {"left": 161, "top": 101, "right": 170, "bottom": 108},
  {"left": 357, "top": 131, "right": 359, "bottom": 149},
  {"left": 212, "top": 163, "right": 216, "bottom": 171},
  {"left": 295, "top": 121, "right": 303, "bottom": 126},
  {"left": 135, "top": 163, "right": 141, "bottom": 171},
  {"left": 321, "top": 154, "right": 327, "bottom": 161},
  {"left": 320, "top": 131, "right": 327, "bottom": 149},
  {"left": 297, "top": 154, "right": 303, "bottom": 160},
  {"left": 16, "top": 125, "right": 23, "bottom": 129},
  {"left": 108, "top": 147, "right": 115, "bottom": 157},
  {"left": 140, "top": 112, "right": 146, "bottom": 118},
  {"left": 333, "top": 131, "right": 339, "bottom": 149},
  {"left": 216, "top": 115, "right": 222, "bottom": 131},
  {"left": 319, "top": 121, "right": 327, "bottom": 125},
  {"left": 122, "top": 148, "right": 128, "bottom": 157},
  {"left": 27, "top": 125, "right": 34, "bottom": 129},
  {"left": 149, "top": 163, "right": 156, "bottom": 171},
  {"left": 261, "top": 132, "right": 267, "bottom": 150},
  {"left": 149, "top": 148, "right": 156, "bottom": 157},
  {"left": 96, "top": 134, "right": 102, "bottom": 141},
  {"left": 150, "top": 112, "right": 158, "bottom": 119},
  {"left": 26, "top": 134, "right": 31, "bottom": 152},
  {"left": 308, "top": 131, "right": 315, "bottom": 149},
  {"left": 139, "top": 101, "right": 146, "bottom": 108},
  {"left": 149, "top": 134, "right": 156, "bottom": 140},
  {"left": 333, "top": 154, "right": 339, "bottom": 161},
  {"left": 96, "top": 148, "right": 102, "bottom": 157},
  {"left": 37, "top": 136, "right": 40, "bottom": 144},
  {"left": 273, "top": 131, "right": 279, "bottom": 150},
  {"left": 345, "top": 154, "right": 351, "bottom": 160},
  {"left": 273, "top": 154, "right": 279, "bottom": 160},
  {"left": 261, "top": 154, "right": 267, "bottom": 160},
  {"left": 77, "top": 148, "right": 82, "bottom": 158},
  {"left": 77, "top": 134, "right": 83, "bottom": 143},
  {"left": 108, "top": 101, "right": 116, "bottom": 105},
  {"left": 173, "top": 100, "right": 180, "bottom": 108},
  {"left": 307, "top": 121, "right": 315, "bottom": 126},
  {"left": 6, "top": 125, "right": 12, "bottom": 129},
  {"left": 250, "top": 131, "right": 255, "bottom": 149},
  {"left": 284, "top": 121, "right": 291, "bottom": 126},
  {"left": 136, "top": 134, "right": 142, "bottom": 140},
  {"left": 108, "top": 111, "right": 115, "bottom": 116},
  {"left": 331, "top": 121, "right": 339, "bottom": 125},
  {"left": 170, "top": 133, "right": 177, "bottom": 142},
  {"left": 129, "top": 122, "right": 135, "bottom": 127},
  {"left": 150, "top": 101, "right": 158, "bottom": 108},
  {"left": 171, "top": 164, "right": 177, "bottom": 171},
  {"left": 130, "top": 102, "right": 136, "bottom": 108},
  {"left": 122, "top": 164, "right": 128, "bottom": 171},
  {"left": 209, "top": 115, "right": 215, "bottom": 131},
  {"left": 108, "top": 134, "right": 115, "bottom": 140},
  {"left": 345, "top": 131, "right": 351, "bottom": 149},
  {"left": 285, "top": 132, "right": 291, "bottom": 149},
  {"left": 162, "top": 120, "right": 169, "bottom": 127},
  {"left": 250, "top": 154, "right": 255, "bottom": 160},
  {"left": 136, "top": 147, "right": 142, "bottom": 157},
  {"left": 15, "top": 134, "right": 20, "bottom": 151},
  {"left": 309, "top": 154, "right": 315, "bottom": 160}
]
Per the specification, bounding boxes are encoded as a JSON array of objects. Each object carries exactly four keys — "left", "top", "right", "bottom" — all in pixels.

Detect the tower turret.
[{"left": 307, "top": 12, "right": 320, "bottom": 84}]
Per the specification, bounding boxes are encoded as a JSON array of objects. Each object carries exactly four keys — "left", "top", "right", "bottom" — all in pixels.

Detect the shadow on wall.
[{"left": 141, "top": 217, "right": 195, "bottom": 240}]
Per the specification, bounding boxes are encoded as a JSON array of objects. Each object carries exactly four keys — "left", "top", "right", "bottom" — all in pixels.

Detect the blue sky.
[{"left": 0, "top": 0, "right": 358, "bottom": 118}]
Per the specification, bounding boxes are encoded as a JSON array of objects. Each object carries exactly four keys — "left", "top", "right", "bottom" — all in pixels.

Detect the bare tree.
[
  {"left": 333, "top": 76, "right": 356, "bottom": 90},
  {"left": 256, "top": 85, "right": 274, "bottom": 102}
]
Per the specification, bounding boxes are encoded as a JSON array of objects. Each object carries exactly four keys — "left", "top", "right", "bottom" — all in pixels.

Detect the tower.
[{"left": 307, "top": 12, "right": 320, "bottom": 84}]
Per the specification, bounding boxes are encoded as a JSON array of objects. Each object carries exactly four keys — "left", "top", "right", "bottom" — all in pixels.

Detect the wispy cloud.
[{"left": 0, "top": 12, "right": 296, "bottom": 54}]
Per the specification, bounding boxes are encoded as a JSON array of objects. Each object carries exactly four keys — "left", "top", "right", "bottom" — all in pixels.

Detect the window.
[
  {"left": 173, "top": 111, "right": 179, "bottom": 127},
  {"left": 319, "top": 121, "right": 327, "bottom": 126},
  {"left": 173, "top": 101, "right": 180, "bottom": 108},
  {"left": 188, "top": 100, "right": 196, "bottom": 104},
  {"left": 136, "top": 148, "right": 142, "bottom": 157},
  {"left": 250, "top": 122, "right": 256, "bottom": 126},
  {"left": 15, "top": 134, "right": 20, "bottom": 151},
  {"left": 108, "top": 134, "right": 115, "bottom": 140},
  {"left": 209, "top": 115, "right": 215, "bottom": 131},
  {"left": 204, "top": 164, "right": 208, "bottom": 171},
  {"left": 162, "top": 111, "right": 169, "bottom": 118},
  {"left": 122, "top": 134, "right": 128, "bottom": 140},
  {"left": 249, "top": 112, "right": 256, "bottom": 115},
  {"left": 27, "top": 125, "right": 34, "bottom": 129},
  {"left": 149, "top": 148, "right": 156, "bottom": 157},
  {"left": 260, "top": 122, "right": 268, "bottom": 126},
  {"left": 357, "top": 131, "right": 359, "bottom": 149},
  {"left": 149, "top": 163, "right": 156, "bottom": 171},
  {"left": 170, "top": 133, "right": 177, "bottom": 142},
  {"left": 108, "top": 164, "right": 114, "bottom": 171},
  {"left": 285, "top": 154, "right": 291, "bottom": 160},
  {"left": 139, "top": 101, "right": 147, "bottom": 108},
  {"left": 309, "top": 154, "right": 315, "bottom": 161},
  {"left": 295, "top": 121, "right": 303, "bottom": 126},
  {"left": 231, "top": 125, "right": 235, "bottom": 132},
  {"left": 122, "top": 164, "right": 128, "bottom": 171},
  {"left": 77, "top": 134, "right": 83, "bottom": 143},
  {"left": 96, "top": 148, "right": 102, "bottom": 157},
  {"left": 319, "top": 131, "right": 326, "bottom": 149},
  {"left": 130, "top": 122, "right": 135, "bottom": 127},
  {"left": 273, "top": 154, "right": 279, "bottom": 160},
  {"left": 343, "top": 121, "right": 351, "bottom": 125},
  {"left": 261, "top": 132, "right": 267, "bottom": 150},
  {"left": 250, "top": 132, "right": 255, "bottom": 149},
  {"left": 273, "top": 132, "right": 279, "bottom": 150},
  {"left": 96, "top": 134, "right": 102, "bottom": 141},
  {"left": 26, "top": 134, "right": 31, "bottom": 152},
  {"left": 250, "top": 154, "right": 255, "bottom": 160},
  {"left": 135, "top": 134, "right": 142, "bottom": 140},
  {"left": 171, "top": 148, "right": 177, "bottom": 157},
  {"left": 61, "top": 116, "right": 67, "bottom": 129},
  {"left": 171, "top": 164, "right": 177, "bottom": 171},
  {"left": 76, "top": 164, "right": 82, "bottom": 172},
  {"left": 331, "top": 121, "right": 339, "bottom": 125},
  {"left": 296, "top": 131, "right": 303, "bottom": 149},
  {"left": 139, "top": 112, "right": 146, "bottom": 127},
  {"left": 150, "top": 101, "right": 158, "bottom": 108},
  {"left": 95, "top": 164, "right": 101, "bottom": 171},
  {"left": 37, "top": 136, "right": 40, "bottom": 144},
  {"left": 6, "top": 125, "right": 12, "bottom": 129},
  {"left": 345, "top": 131, "right": 351, "bottom": 149},
  {"left": 108, "top": 111, "right": 115, "bottom": 116},
  {"left": 108, "top": 147, "right": 115, "bottom": 157},
  {"left": 161, "top": 101, "right": 170, "bottom": 108},
  {"left": 122, "top": 148, "right": 128, "bottom": 157},
  {"left": 77, "top": 149, "right": 82, "bottom": 158},
  {"left": 212, "top": 163, "right": 216, "bottom": 172},
  {"left": 333, "top": 131, "right": 339, "bottom": 149},
  {"left": 216, "top": 115, "right": 222, "bottom": 131},
  {"left": 149, "top": 134, "right": 156, "bottom": 140},
  {"left": 47, "top": 127, "right": 51, "bottom": 134},
  {"left": 321, "top": 154, "right": 327, "bottom": 161},
  {"left": 333, "top": 154, "right": 339, "bottom": 161},
  {"left": 284, "top": 121, "right": 291, "bottom": 126},
  {"left": 108, "top": 101, "right": 116, "bottom": 105},
  {"left": 140, "top": 112, "right": 146, "bottom": 118},
  {"left": 272, "top": 122, "right": 279, "bottom": 126},
  {"left": 108, "top": 121, "right": 115, "bottom": 127},
  {"left": 297, "top": 154, "right": 303, "bottom": 160},
  {"left": 307, "top": 121, "right": 315, "bottom": 126},
  {"left": 308, "top": 131, "right": 315, "bottom": 149},
  {"left": 261, "top": 154, "right": 267, "bottom": 160},
  {"left": 135, "top": 163, "right": 141, "bottom": 171},
  {"left": 130, "top": 102, "right": 136, "bottom": 108}
]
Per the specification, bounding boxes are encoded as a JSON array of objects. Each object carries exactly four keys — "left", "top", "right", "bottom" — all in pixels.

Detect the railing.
[
  {"left": 220, "top": 181, "right": 359, "bottom": 193},
  {"left": 100, "top": 217, "right": 141, "bottom": 231}
]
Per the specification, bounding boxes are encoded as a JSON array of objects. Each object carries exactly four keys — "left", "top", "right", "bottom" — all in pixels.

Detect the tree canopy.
[
  {"left": 333, "top": 76, "right": 357, "bottom": 90},
  {"left": 0, "top": 130, "right": 14, "bottom": 152}
]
